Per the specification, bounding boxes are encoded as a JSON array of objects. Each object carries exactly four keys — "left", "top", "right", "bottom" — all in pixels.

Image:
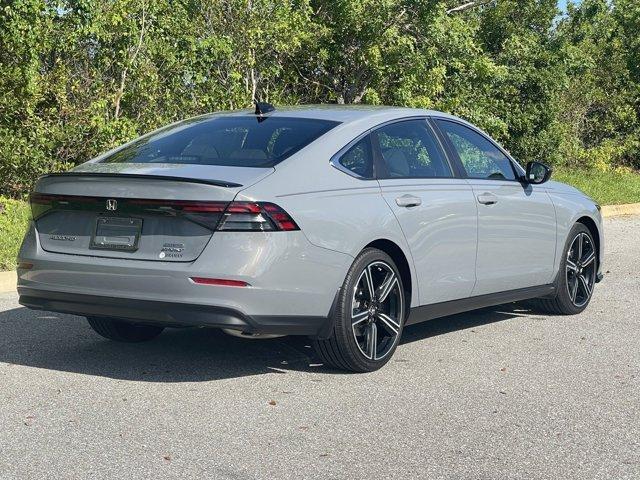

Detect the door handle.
[
  {"left": 395, "top": 194, "right": 422, "bottom": 208},
  {"left": 477, "top": 192, "right": 498, "bottom": 205}
]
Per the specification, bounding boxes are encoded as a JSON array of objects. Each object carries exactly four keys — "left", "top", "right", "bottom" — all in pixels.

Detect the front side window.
[
  {"left": 337, "top": 135, "right": 374, "bottom": 178},
  {"left": 375, "top": 120, "right": 452, "bottom": 179},
  {"left": 99, "top": 116, "right": 340, "bottom": 168},
  {"left": 436, "top": 120, "right": 516, "bottom": 181}
]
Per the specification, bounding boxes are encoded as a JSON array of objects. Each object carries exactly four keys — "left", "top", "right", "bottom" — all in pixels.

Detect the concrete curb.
[
  {"left": 601, "top": 203, "right": 640, "bottom": 218},
  {"left": 0, "top": 271, "right": 16, "bottom": 294},
  {"left": 0, "top": 203, "right": 638, "bottom": 295}
]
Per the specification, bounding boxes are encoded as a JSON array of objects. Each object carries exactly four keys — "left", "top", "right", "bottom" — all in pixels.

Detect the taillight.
[
  {"left": 127, "top": 199, "right": 227, "bottom": 230},
  {"left": 29, "top": 193, "right": 59, "bottom": 220},
  {"left": 28, "top": 193, "right": 299, "bottom": 232},
  {"left": 217, "top": 202, "right": 299, "bottom": 232},
  {"left": 127, "top": 199, "right": 227, "bottom": 213}
]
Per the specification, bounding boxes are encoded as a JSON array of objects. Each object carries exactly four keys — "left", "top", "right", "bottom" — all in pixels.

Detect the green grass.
[
  {"left": 0, "top": 197, "right": 30, "bottom": 271},
  {"left": 553, "top": 167, "right": 640, "bottom": 205}
]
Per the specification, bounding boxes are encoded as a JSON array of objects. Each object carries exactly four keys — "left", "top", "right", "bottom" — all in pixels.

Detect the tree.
[
  {"left": 557, "top": 0, "right": 640, "bottom": 169},
  {"left": 0, "top": 0, "right": 638, "bottom": 197}
]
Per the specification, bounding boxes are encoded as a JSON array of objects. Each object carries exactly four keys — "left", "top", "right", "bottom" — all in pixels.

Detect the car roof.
[{"left": 219, "top": 104, "right": 463, "bottom": 125}]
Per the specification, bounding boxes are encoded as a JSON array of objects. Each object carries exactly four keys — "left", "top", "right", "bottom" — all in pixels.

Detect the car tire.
[
  {"left": 313, "top": 248, "right": 406, "bottom": 372},
  {"left": 533, "top": 223, "right": 597, "bottom": 315},
  {"left": 86, "top": 316, "right": 164, "bottom": 342}
]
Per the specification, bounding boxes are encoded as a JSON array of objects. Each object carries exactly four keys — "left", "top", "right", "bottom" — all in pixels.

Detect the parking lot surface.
[{"left": 0, "top": 216, "right": 638, "bottom": 479}]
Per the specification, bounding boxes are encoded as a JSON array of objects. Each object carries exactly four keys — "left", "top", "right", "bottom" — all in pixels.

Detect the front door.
[{"left": 434, "top": 119, "right": 557, "bottom": 296}]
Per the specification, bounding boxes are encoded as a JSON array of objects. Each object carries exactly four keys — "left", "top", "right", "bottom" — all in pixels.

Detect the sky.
[{"left": 558, "top": 0, "right": 581, "bottom": 12}]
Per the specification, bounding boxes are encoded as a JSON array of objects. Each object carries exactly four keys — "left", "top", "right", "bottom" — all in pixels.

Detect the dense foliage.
[
  {"left": 0, "top": 196, "right": 29, "bottom": 269},
  {"left": 0, "top": 0, "right": 638, "bottom": 197}
]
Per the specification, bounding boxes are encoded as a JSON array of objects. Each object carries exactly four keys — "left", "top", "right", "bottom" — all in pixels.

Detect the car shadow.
[
  {"left": 0, "top": 304, "right": 532, "bottom": 381},
  {"left": 400, "top": 304, "right": 536, "bottom": 345}
]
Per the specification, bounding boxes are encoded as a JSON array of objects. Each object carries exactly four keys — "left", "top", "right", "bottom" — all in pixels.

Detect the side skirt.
[{"left": 406, "top": 284, "right": 556, "bottom": 326}]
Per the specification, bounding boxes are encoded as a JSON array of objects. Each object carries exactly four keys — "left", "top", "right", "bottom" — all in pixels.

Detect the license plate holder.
[{"left": 90, "top": 217, "right": 142, "bottom": 252}]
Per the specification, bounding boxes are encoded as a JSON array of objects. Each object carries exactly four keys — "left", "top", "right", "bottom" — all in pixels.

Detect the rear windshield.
[{"left": 99, "top": 116, "right": 340, "bottom": 168}]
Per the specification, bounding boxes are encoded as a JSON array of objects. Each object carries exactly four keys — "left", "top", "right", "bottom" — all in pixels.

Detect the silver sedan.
[{"left": 17, "top": 104, "right": 604, "bottom": 371}]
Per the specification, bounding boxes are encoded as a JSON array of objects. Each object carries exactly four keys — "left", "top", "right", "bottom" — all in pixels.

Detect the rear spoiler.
[{"left": 39, "top": 172, "right": 242, "bottom": 188}]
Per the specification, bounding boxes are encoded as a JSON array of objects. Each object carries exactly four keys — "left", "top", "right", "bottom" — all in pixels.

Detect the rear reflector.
[{"left": 190, "top": 277, "right": 250, "bottom": 287}]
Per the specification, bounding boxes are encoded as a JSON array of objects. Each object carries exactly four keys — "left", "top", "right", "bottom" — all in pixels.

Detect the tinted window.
[
  {"left": 338, "top": 136, "right": 374, "bottom": 178},
  {"left": 99, "top": 116, "right": 340, "bottom": 168},
  {"left": 375, "top": 120, "right": 452, "bottom": 178},
  {"left": 436, "top": 120, "right": 516, "bottom": 180}
]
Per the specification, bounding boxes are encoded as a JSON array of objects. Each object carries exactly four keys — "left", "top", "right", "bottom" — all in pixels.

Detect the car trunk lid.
[{"left": 32, "top": 164, "right": 273, "bottom": 262}]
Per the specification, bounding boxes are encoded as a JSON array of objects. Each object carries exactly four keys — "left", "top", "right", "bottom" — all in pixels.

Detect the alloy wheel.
[
  {"left": 351, "top": 261, "right": 403, "bottom": 361},
  {"left": 566, "top": 232, "right": 596, "bottom": 307}
]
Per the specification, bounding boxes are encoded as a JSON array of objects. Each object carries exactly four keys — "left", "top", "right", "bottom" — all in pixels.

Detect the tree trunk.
[{"left": 114, "top": 6, "right": 147, "bottom": 120}]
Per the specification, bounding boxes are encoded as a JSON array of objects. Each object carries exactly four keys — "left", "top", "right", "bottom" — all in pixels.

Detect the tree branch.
[
  {"left": 446, "top": 1, "right": 492, "bottom": 14},
  {"left": 114, "top": 3, "right": 147, "bottom": 119}
]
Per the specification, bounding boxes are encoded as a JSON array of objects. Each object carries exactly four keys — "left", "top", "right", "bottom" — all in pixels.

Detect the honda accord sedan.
[{"left": 17, "top": 104, "right": 604, "bottom": 372}]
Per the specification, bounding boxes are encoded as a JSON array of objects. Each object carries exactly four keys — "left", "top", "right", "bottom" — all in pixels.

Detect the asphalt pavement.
[{"left": 0, "top": 216, "right": 638, "bottom": 479}]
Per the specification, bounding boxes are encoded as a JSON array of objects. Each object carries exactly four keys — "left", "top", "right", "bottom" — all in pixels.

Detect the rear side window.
[
  {"left": 375, "top": 120, "right": 452, "bottom": 179},
  {"left": 436, "top": 120, "right": 516, "bottom": 180},
  {"left": 99, "top": 116, "right": 340, "bottom": 168},
  {"left": 337, "top": 136, "right": 374, "bottom": 178}
]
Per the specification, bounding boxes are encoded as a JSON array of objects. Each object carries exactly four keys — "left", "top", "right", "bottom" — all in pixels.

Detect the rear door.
[
  {"left": 374, "top": 119, "right": 478, "bottom": 305},
  {"left": 433, "top": 118, "right": 557, "bottom": 295}
]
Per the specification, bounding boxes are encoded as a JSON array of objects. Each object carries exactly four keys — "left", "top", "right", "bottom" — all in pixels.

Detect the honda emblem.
[{"left": 106, "top": 199, "right": 118, "bottom": 211}]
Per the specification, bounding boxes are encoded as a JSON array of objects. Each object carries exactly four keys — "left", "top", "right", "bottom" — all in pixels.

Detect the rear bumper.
[
  {"left": 18, "top": 286, "right": 331, "bottom": 337},
  {"left": 18, "top": 222, "right": 353, "bottom": 321}
]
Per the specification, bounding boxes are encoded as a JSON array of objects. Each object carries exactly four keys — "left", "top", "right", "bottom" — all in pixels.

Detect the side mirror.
[{"left": 525, "top": 161, "right": 552, "bottom": 185}]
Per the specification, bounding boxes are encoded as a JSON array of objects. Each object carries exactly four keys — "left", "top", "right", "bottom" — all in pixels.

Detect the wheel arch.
[
  {"left": 576, "top": 215, "right": 601, "bottom": 269},
  {"left": 364, "top": 239, "right": 414, "bottom": 310}
]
